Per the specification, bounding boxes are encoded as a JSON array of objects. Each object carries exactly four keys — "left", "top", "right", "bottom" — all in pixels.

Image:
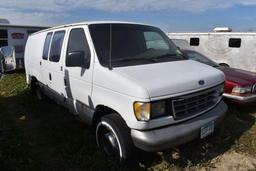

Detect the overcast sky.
[{"left": 1, "top": 0, "right": 256, "bottom": 32}]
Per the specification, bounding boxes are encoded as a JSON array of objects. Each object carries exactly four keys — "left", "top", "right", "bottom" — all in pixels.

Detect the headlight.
[
  {"left": 151, "top": 101, "right": 166, "bottom": 119},
  {"left": 134, "top": 102, "right": 150, "bottom": 121},
  {"left": 134, "top": 101, "right": 167, "bottom": 121},
  {"left": 232, "top": 86, "right": 252, "bottom": 95}
]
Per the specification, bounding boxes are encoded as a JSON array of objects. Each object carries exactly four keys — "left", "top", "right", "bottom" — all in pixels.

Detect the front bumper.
[
  {"left": 223, "top": 93, "right": 256, "bottom": 104},
  {"left": 131, "top": 101, "right": 227, "bottom": 152}
]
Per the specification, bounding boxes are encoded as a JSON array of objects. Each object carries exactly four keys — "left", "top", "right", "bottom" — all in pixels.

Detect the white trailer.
[
  {"left": 168, "top": 29, "right": 256, "bottom": 72},
  {"left": 0, "top": 20, "right": 48, "bottom": 70}
]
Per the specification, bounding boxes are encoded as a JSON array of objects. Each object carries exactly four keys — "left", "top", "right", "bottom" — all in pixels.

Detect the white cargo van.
[{"left": 25, "top": 21, "right": 227, "bottom": 162}]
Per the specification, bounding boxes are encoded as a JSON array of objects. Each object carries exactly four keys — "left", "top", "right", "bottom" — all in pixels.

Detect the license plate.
[{"left": 200, "top": 121, "right": 214, "bottom": 139}]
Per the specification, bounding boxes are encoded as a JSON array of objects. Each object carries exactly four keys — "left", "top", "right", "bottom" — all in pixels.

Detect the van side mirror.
[{"left": 66, "top": 51, "right": 90, "bottom": 68}]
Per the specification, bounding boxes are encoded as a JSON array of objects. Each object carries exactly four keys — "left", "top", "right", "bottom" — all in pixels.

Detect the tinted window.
[
  {"left": 42, "top": 32, "right": 52, "bottom": 60},
  {"left": 229, "top": 38, "right": 241, "bottom": 48},
  {"left": 1, "top": 46, "right": 14, "bottom": 57},
  {"left": 0, "top": 29, "right": 8, "bottom": 39},
  {"left": 89, "top": 24, "right": 181, "bottom": 67},
  {"left": 66, "top": 28, "right": 90, "bottom": 67},
  {"left": 190, "top": 38, "right": 200, "bottom": 46},
  {"left": 49, "top": 31, "right": 65, "bottom": 62}
]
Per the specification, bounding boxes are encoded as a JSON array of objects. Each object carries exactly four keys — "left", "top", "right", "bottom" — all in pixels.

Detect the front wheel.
[{"left": 96, "top": 113, "right": 134, "bottom": 164}]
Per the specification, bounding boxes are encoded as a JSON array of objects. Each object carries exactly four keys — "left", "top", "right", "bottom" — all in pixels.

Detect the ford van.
[{"left": 25, "top": 21, "right": 227, "bottom": 162}]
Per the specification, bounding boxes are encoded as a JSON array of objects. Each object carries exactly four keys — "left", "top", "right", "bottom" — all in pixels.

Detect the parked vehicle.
[
  {"left": 168, "top": 28, "right": 256, "bottom": 72},
  {"left": 0, "top": 52, "right": 4, "bottom": 78},
  {"left": 25, "top": 21, "right": 227, "bottom": 162},
  {"left": 0, "top": 46, "right": 16, "bottom": 72},
  {"left": 182, "top": 50, "right": 256, "bottom": 104},
  {"left": 0, "top": 19, "right": 48, "bottom": 70}
]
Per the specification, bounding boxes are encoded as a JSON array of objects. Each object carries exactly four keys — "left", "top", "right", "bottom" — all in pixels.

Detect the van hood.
[{"left": 114, "top": 60, "right": 225, "bottom": 99}]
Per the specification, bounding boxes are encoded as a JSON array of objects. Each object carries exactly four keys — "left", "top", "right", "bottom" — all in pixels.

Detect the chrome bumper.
[
  {"left": 131, "top": 101, "right": 227, "bottom": 152},
  {"left": 223, "top": 93, "right": 256, "bottom": 103}
]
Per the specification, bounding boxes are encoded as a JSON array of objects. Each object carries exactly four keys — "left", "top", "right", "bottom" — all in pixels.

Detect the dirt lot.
[{"left": 0, "top": 73, "right": 256, "bottom": 171}]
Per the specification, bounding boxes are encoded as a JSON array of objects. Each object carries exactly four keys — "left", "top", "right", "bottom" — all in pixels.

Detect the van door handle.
[
  {"left": 49, "top": 73, "right": 52, "bottom": 81},
  {"left": 40, "top": 61, "right": 42, "bottom": 66},
  {"left": 64, "top": 78, "right": 67, "bottom": 86}
]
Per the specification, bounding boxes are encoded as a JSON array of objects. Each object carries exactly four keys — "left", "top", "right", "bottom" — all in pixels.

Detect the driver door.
[{"left": 63, "top": 27, "right": 93, "bottom": 121}]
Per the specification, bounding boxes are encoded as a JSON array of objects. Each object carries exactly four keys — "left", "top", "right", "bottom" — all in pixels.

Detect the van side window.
[
  {"left": 66, "top": 28, "right": 90, "bottom": 67},
  {"left": 0, "top": 29, "right": 8, "bottom": 47},
  {"left": 190, "top": 38, "right": 200, "bottom": 46},
  {"left": 229, "top": 38, "right": 241, "bottom": 48},
  {"left": 49, "top": 31, "right": 65, "bottom": 62},
  {"left": 42, "top": 32, "right": 52, "bottom": 60}
]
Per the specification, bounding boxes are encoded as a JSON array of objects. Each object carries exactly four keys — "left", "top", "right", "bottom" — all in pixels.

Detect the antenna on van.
[{"left": 108, "top": 24, "right": 113, "bottom": 70}]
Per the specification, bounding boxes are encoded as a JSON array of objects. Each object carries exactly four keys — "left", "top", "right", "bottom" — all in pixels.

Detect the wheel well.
[
  {"left": 92, "top": 105, "right": 119, "bottom": 127},
  {"left": 31, "top": 76, "right": 37, "bottom": 84}
]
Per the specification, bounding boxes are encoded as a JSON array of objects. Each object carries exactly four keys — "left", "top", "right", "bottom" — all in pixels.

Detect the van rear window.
[
  {"left": 229, "top": 38, "right": 241, "bottom": 48},
  {"left": 42, "top": 32, "right": 52, "bottom": 60},
  {"left": 49, "top": 31, "right": 65, "bottom": 62}
]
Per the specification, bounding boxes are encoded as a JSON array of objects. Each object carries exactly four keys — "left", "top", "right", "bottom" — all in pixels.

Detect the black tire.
[
  {"left": 30, "top": 81, "right": 44, "bottom": 100},
  {"left": 35, "top": 85, "right": 44, "bottom": 100},
  {"left": 96, "top": 113, "right": 134, "bottom": 164}
]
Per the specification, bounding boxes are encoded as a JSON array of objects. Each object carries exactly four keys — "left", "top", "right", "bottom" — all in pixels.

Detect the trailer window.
[
  {"left": 190, "top": 38, "right": 200, "bottom": 46},
  {"left": 0, "top": 29, "right": 8, "bottom": 47},
  {"left": 66, "top": 28, "right": 90, "bottom": 67},
  {"left": 42, "top": 32, "right": 52, "bottom": 60},
  {"left": 229, "top": 38, "right": 241, "bottom": 48},
  {"left": 49, "top": 31, "right": 65, "bottom": 62}
]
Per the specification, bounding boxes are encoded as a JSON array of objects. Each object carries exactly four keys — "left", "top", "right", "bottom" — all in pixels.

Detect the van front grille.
[{"left": 171, "top": 84, "right": 223, "bottom": 120}]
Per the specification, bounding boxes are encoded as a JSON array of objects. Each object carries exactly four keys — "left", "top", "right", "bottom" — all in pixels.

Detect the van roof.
[{"left": 32, "top": 21, "right": 149, "bottom": 35}]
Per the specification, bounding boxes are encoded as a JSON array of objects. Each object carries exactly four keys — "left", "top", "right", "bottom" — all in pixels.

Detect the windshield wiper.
[
  {"left": 155, "top": 53, "right": 177, "bottom": 59},
  {"left": 112, "top": 57, "right": 158, "bottom": 63},
  {"left": 153, "top": 53, "right": 187, "bottom": 61}
]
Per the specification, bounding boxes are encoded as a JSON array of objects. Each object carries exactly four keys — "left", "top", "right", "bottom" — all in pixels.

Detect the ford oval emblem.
[{"left": 199, "top": 80, "right": 205, "bottom": 86}]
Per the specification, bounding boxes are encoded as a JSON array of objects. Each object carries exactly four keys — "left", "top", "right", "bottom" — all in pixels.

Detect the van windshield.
[{"left": 89, "top": 24, "right": 185, "bottom": 67}]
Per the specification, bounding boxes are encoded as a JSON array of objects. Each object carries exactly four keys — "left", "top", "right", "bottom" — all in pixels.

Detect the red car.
[{"left": 182, "top": 50, "right": 256, "bottom": 104}]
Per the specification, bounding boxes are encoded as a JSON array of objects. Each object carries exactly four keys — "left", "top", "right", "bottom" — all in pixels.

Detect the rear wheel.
[
  {"left": 30, "top": 80, "right": 44, "bottom": 100},
  {"left": 35, "top": 85, "right": 44, "bottom": 100},
  {"left": 96, "top": 113, "right": 134, "bottom": 164}
]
